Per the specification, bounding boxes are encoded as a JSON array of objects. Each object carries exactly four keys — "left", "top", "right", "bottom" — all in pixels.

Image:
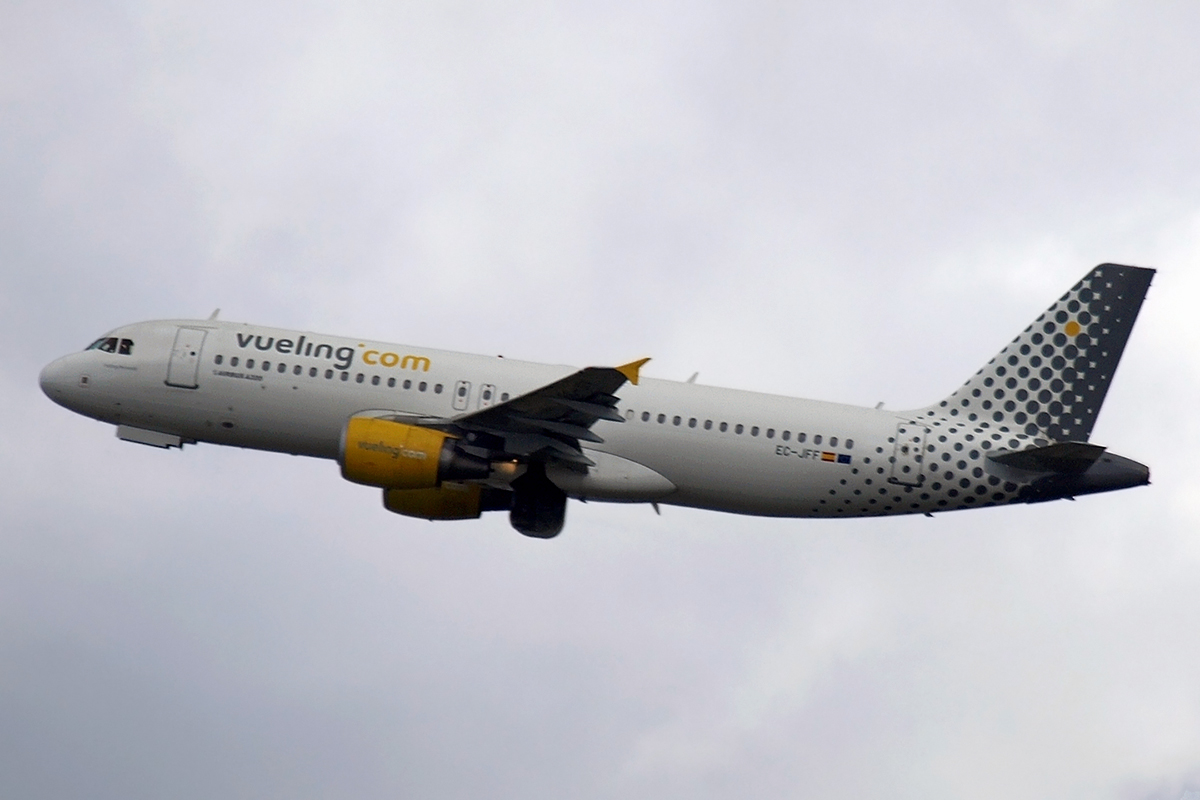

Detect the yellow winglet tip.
[{"left": 616, "top": 357, "right": 651, "bottom": 386}]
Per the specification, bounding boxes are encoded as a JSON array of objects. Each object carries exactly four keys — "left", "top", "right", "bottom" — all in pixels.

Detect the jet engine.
[
  {"left": 384, "top": 483, "right": 513, "bottom": 520},
  {"left": 341, "top": 417, "right": 490, "bottom": 489}
]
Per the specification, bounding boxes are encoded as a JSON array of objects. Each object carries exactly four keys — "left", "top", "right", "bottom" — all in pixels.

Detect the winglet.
[{"left": 616, "top": 357, "right": 651, "bottom": 386}]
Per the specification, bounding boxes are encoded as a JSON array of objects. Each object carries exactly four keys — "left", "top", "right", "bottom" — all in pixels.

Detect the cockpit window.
[
  {"left": 87, "top": 337, "right": 118, "bottom": 352},
  {"left": 85, "top": 336, "right": 133, "bottom": 355}
]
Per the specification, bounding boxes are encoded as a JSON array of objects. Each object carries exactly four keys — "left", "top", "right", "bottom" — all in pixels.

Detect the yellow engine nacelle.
[
  {"left": 340, "top": 417, "right": 489, "bottom": 489},
  {"left": 384, "top": 484, "right": 483, "bottom": 520},
  {"left": 384, "top": 483, "right": 514, "bottom": 520}
]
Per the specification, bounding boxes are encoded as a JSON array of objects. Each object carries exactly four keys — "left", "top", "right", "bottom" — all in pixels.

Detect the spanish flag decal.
[{"left": 821, "top": 451, "right": 836, "bottom": 462}]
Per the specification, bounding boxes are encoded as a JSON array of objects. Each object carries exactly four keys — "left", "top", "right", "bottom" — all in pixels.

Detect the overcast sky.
[{"left": 3, "top": 2, "right": 1200, "bottom": 798}]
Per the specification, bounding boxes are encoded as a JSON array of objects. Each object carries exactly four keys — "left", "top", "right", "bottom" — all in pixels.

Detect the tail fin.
[{"left": 918, "top": 263, "right": 1155, "bottom": 441}]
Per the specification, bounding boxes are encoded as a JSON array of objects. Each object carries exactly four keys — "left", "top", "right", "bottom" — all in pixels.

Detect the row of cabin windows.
[
  {"left": 211, "top": 354, "right": 511, "bottom": 401},
  {"left": 628, "top": 409, "right": 852, "bottom": 448}
]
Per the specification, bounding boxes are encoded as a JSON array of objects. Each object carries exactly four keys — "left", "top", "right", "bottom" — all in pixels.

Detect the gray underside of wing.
[{"left": 448, "top": 365, "right": 637, "bottom": 466}]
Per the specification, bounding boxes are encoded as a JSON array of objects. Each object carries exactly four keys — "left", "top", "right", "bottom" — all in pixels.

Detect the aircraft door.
[
  {"left": 478, "top": 384, "right": 497, "bottom": 409},
  {"left": 889, "top": 422, "right": 928, "bottom": 486},
  {"left": 165, "top": 327, "right": 207, "bottom": 389},
  {"left": 452, "top": 380, "right": 471, "bottom": 411}
]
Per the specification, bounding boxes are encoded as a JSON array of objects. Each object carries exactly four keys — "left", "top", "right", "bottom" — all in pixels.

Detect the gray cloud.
[{"left": 3, "top": 2, "right": 1199, "bottom": 798}]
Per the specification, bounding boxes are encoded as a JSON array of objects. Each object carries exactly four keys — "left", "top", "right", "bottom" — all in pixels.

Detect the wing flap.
[{"left": 449, "top": 359, "right": 648, "bottom": 465}]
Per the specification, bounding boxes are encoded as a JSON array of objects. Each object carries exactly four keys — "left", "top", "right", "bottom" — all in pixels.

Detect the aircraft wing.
[{"left": 448, "top": 358, "right": 649, "bottom": 466}]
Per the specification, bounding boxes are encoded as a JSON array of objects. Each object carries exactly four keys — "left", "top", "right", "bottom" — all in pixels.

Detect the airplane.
[{"left": 39, "top": 263, "right": 1153, "bottom": 538}]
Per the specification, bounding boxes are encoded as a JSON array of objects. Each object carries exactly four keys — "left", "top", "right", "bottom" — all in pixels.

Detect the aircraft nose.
[{"left": 39, "top": 357, "right": 74, "bottom": 403}]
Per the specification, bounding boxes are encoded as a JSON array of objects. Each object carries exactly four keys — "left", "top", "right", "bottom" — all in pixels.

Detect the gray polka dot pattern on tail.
[{"left": 916, "top": 264, "right": 1155, "bottom": 443}]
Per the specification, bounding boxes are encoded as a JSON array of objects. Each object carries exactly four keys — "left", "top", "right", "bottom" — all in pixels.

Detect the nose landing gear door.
[
  {"left": 165, "top": 327, "right": 207, "bottom": 389},
  {"left": 889, "top": 422, "right": 928, "bottom": 486}
]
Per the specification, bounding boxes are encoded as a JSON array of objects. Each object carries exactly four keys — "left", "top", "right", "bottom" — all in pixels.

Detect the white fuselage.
[
  {"left": 39, "top": 318, "right": 1048, "bottom": 519},
  {"left": 39, "top": 265, "right": 1157, "bottom": 528}
]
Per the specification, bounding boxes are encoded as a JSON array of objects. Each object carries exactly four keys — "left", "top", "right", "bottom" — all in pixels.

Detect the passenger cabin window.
[{"left": 215, "top": 355, "right": 224, "bottom": 365}]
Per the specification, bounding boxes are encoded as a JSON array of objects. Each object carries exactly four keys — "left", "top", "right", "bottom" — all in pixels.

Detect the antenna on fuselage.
[
  {"left": 208, "top": 308, "right": 220, "bottom": 320},
  {"left": 686, "top": 372, "right": 699, "bottom": 384}
]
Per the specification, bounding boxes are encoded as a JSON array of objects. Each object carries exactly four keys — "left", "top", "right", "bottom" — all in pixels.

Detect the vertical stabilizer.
[{"left": 918, "top": 264, "right": 1154, "bottom": 441}]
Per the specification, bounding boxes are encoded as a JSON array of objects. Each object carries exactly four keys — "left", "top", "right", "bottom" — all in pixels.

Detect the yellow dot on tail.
[{"left": 1065, "top": 320, "right": 1082, "bottom": 337}]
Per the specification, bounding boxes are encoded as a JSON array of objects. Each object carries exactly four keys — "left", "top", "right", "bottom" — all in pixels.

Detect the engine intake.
[{"left": 341, "top": 417, "right": 490, "bottom": 489}]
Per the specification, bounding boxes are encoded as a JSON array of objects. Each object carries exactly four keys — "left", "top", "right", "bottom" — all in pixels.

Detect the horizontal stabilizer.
[{"left": 989, "top": 442, "right": 1106, "bottom": 474}]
